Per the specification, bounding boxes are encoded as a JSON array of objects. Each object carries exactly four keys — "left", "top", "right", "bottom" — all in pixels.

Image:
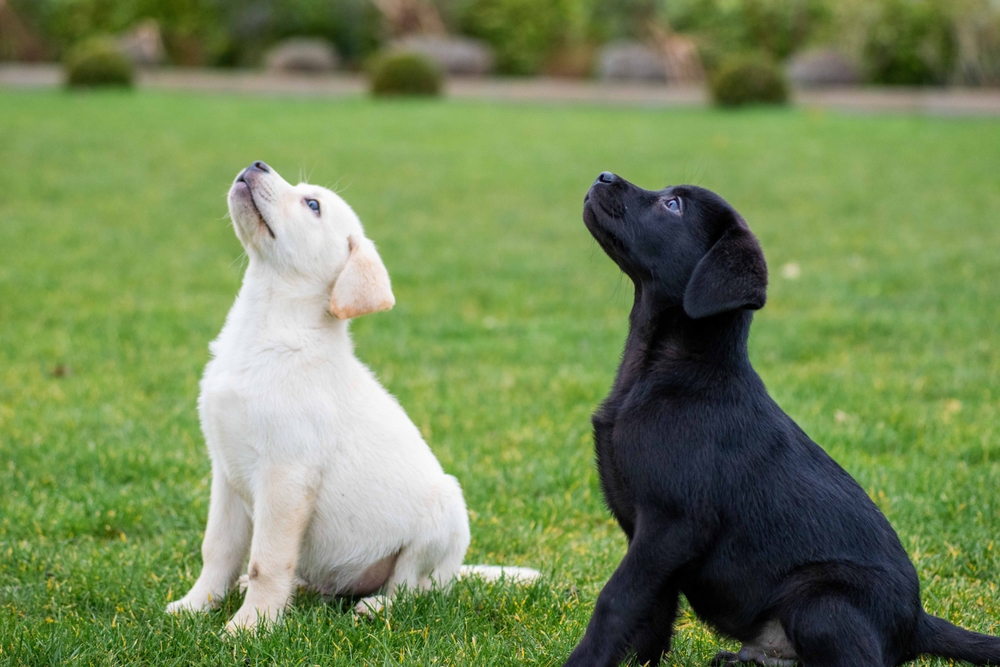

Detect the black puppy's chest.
[{"left": 592, "top": 399, "right": 640, "bottom": 539}]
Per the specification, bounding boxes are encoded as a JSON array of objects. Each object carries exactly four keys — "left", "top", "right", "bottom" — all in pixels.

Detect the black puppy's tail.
[{"left": 914, "top": 612, "right": 1000, "bottom": 665}]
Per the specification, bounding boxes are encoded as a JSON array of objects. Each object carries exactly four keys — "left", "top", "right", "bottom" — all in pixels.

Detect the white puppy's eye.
[
  {"left": 663, "top": 197, "right": 682, "bottom": 215},
  {"left": 305, "top": 199, "right": 321, "bottom": 215}
]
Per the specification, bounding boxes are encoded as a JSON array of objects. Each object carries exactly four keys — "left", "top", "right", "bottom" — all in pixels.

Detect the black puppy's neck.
[{"left": 626, "top": 285, "right": 753, "bottom": 379}]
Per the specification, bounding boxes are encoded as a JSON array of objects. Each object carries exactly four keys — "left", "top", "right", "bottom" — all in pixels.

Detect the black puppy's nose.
[
  {"left": 249, "top": 160, "right": 270, "bottom": 173},
  {"left": 596, "top": 171, "right": 616, "bottom": 184}
]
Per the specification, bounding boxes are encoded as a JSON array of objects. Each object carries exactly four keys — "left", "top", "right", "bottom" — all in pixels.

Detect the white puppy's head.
[{"left": 227, "top": 161, "right": 394, "bottom": 319}]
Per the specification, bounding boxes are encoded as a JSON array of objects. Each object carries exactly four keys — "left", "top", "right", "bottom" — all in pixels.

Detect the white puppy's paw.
[
  {"left": 225, "top": 604, "right": 279, "bottom": 635},
  {"left": 353, "top": 595, "right": 390, "bottom": 618},
  {"left": 165, "top": 591, "right": 220, "bottom": 615}
]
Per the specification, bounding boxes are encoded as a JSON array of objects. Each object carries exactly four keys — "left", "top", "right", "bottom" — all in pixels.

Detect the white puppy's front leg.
[
  {"left": 167, "top": 467, "right": 250, "bottom": 614},
  {"left": 225, "top": 464, "right": 317, "bottom": 634}
]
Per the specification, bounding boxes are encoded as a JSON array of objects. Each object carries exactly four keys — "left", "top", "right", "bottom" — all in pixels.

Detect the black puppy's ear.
[{"left": 683, "top": 220, "right": 768, "bottom": 319}]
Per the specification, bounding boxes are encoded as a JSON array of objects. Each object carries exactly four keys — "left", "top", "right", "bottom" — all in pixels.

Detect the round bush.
[
  {"left": 65, "top": 38, "right": 134, "bottom": 88},
  {"left": 711, "top": 54, "right": 788, "bottom": 107},
  {"left": 370, "top": 53, "right": 442, "bottom": 97}
]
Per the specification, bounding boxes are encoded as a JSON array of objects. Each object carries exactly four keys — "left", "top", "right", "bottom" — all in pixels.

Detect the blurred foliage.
[
  {"left": 1, "top": 0, "right": 998, "bottom": 84},
  {"left": 710, "top": 52, "right": 788, "bottom": 105},
  {"left": 862, "top": 0, "right": 955, "bottom": 85},
  {"left": 212, "top": 0, "right": 382, "bottom": 67},
  {"left": 369, "top": 51, "right": 442, "bottom": 95},
  {"left": 665, "top": 0, "right": 831, "bottom": 67},
  {"left": 458, "top": 0, "right": 573, "bottom": 75},
  {"left": 64, "top": 35, "right": 135, "bottom": 86},
  {"left": 8, "top": 0, "right": 227, "bottom": 64},
  {"left": 6, "top": 0, "right": 382, "bottom": 66},
  {"left": 953, "top": 2, "right": 1000, "bottom": 86}
]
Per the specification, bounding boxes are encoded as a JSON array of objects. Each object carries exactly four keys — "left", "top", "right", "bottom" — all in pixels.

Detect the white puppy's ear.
[{"left": 330, "top": 235, "right": 395, "bottom": 319}]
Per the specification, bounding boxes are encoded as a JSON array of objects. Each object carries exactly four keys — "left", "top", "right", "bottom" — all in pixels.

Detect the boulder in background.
[
  {"left": 787, "top": 48, "right": 862, "bottom": 87},
  {"left": 390, "top": 36, "right": 493, "bottom": 76},
  {"left": 597, "top": 41, "right": 667, "bottom": 83},
  {"left": 265, "top": 38, "right": 340, "bottom": 73}
]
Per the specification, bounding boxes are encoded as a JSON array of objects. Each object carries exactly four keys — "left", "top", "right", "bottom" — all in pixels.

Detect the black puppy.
[{"left": 566, "top": 172, "right": 1000, "bottom": 667}]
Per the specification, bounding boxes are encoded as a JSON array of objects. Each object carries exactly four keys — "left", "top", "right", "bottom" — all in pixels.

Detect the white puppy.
[{"left": 166, "top": 161, "right": 538, "bottom": 633}]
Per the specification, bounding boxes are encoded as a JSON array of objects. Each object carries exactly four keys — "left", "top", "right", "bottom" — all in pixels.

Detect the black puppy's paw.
[
  {"left": 709, "top": 650, "right": 743, "bottom": 666},
  {"left": 709, "top": 648, "right": 799, "bottom": 667}
]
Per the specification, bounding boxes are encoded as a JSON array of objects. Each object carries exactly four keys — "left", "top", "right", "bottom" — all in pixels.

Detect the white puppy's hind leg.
[
  {"left": 166, "top": 468, "right": 250, "bottom": 614},
  {"left": 355, "top": 476, "right": 470, "bottom": 617}
]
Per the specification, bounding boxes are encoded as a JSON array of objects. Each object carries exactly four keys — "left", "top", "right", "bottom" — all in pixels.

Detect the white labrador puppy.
[{"left": 166, "top": 161, "right": 538, "bottom": 633}]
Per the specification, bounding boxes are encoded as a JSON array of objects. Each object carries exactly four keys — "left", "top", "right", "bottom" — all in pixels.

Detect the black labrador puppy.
[{"left": 566, "top": 172, "right": 1000, "bottom": 667}]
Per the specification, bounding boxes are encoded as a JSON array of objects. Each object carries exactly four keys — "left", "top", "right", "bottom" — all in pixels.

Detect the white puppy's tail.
[{"left": 459, "top": 564, "right": 541, "bottom": 584}]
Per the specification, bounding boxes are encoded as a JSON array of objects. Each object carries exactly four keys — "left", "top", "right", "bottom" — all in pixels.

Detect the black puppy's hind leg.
[
  {"left": 630, "top": 587, "right": 680, "bottom": 666},
  {"left": 782, "top": 595, "right": 886, "bottom": 667}
]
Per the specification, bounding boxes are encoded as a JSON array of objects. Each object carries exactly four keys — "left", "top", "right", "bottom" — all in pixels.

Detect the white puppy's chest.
[
  {"left": 199, "top": 320, "right": 339, "bottom": 503},
  {"left": 198, "top": 357, "right": 261, "bottom": 504}
]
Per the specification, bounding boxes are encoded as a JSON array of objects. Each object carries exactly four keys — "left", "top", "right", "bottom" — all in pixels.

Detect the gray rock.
[
  {"left": 117, "top": 19, "right": 166, "bottom": 67},
  {"left": 265, "top": 38, "right": 340, "bottom": 73},
  {"left": 787, "top": 48, "right": 861, "bottom": 87},
  {"left": 390, "top": 36, "right": 493, "bottom": 76},
  {"left": 597, "top": 41, "right": 666, "bottom": 82}
]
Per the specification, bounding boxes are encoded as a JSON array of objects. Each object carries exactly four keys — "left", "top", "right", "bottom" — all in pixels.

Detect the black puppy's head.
[{"left": 583, "top": 173, "right": 768, "bottom": 319}]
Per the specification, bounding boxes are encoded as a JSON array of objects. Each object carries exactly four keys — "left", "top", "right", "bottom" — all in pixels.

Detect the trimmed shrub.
[
  {"left": 369, "top": 52, "right": 442, "bottom": 97},
  {"left": 64, "top": 37, "right": 133, "bottom": 88},
  {"left": 862, "top": 0, "right": 956, "bottom": 85},
  {"left": 711, "top": 53, "right": 788, "bottom": 106}
]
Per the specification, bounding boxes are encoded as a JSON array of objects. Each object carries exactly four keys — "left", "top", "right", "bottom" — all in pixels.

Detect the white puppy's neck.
[{"left": 234, "top": 261, "right": 351, "bottom": 345}]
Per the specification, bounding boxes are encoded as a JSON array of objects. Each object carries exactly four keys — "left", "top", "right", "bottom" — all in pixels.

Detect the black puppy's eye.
[
  {"left": 663, "top": 197, "right": 682, "bottom": 215},
  {"left": 305, "top": 199, "right": 321, "bottom": 215}
]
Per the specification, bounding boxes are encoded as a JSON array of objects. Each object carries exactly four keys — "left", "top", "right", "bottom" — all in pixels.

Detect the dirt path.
[{"left": 3, "top": 63, "right": 1000, "bottom": 116}]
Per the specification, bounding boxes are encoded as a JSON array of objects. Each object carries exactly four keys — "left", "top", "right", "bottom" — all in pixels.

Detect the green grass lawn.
[{"left": 1, "top": 90, "right": 998, "bottom": 666}]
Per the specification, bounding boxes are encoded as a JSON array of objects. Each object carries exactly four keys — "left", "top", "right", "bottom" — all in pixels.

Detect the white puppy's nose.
[{"left": 248, "top": 160, "right": 270, "bottom": 174}]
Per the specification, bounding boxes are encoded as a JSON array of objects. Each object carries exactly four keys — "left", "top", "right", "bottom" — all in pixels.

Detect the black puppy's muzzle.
[
  {"left": 585, "top": 171, "right": 630, "bottom": 217},
  {"left": 583, "top": 171, "right": 633, "bottom": 264},
  {"left": 585, "top": 171, "right": 618, "bottom": 204}
]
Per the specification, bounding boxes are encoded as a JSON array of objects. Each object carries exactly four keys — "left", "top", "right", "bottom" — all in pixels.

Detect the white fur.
[{"left": 165, "top": 163, "right": 539, "bottom": 633}]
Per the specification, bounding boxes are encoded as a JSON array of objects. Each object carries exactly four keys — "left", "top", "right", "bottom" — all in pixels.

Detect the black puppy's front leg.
[
  {"left": 631, "top": 586, "right": 680, "bottom": 666},
  {"left": 564, "top": 519, "right": 690, "bottom": 667}
]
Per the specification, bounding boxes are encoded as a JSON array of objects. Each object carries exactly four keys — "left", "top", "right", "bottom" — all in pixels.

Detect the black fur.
[{"left": 565, "top": 173, "right": 1000, "bottom": 667}]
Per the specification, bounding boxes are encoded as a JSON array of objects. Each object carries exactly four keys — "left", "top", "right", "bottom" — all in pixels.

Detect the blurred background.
[{"left": 2, "top": 0, "right": 1000, "bottom": 93}]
